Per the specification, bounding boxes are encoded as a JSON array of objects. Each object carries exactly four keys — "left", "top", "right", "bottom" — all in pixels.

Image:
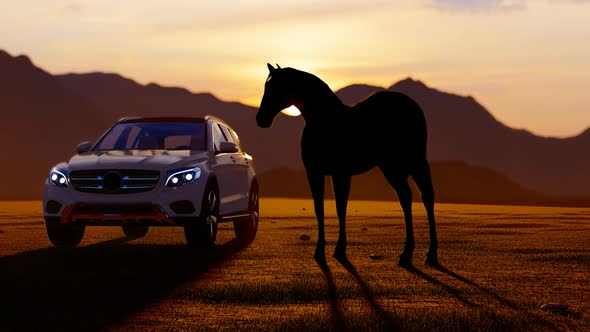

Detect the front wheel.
[
  {"left": 122, "top": 225, "right": 149, "bottom": 239},
  {"left": 234, "top": 183, "right": 259, "bottom": 243},
  {"left": 185, "top": 182, "right": 219, "bottom": 249},
  {"left": 45, "top": 218, "right": 85, "bottom": 247}
]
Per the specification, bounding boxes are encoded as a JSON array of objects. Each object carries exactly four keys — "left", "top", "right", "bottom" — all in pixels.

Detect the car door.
[
  {"left": 208, "top": 122, "right": 243, "bottom": 215},
  {"left": 219, "top": 124, "right": 250, "bottom": 212}
]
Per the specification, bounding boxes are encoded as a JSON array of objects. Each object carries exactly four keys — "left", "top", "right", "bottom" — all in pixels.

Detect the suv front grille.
[{"left": 70, "top": 169, "right": 160, "bottom": 194}]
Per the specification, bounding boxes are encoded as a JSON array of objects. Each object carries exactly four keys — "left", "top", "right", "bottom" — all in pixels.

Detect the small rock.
[
  {"left": 369, "top": 254, "right": 383, "bottom": 260},
  {"left": 299, "top": 234, "right": 311, "bottom": 241},
  {"left": 361, "top": 227, "right": 368, "bottom": 231},
  {"left": 540, "top": 303, "right": 569, "bottom": 312},
  {"left": 302, "top": 207, "right": 307, "bottom": 211}
]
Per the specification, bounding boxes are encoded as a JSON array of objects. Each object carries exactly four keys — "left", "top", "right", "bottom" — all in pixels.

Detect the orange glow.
[
  {"left": 1, "top": 1, "right": 589, "bottom": 136},
  {"left": 281, "top": 105, "right": 301, "bottom": 117}
]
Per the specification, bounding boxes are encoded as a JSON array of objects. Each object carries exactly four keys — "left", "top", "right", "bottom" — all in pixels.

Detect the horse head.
[{"left": 256, "top": 63, "right": 297, "bottom": 128}]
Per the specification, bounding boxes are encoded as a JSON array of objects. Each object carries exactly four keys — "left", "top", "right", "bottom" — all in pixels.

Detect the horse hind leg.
[
  {"left": 306, "top": 170, "right": 326, "bottom": 263},
  {"left": 412, "top": 160, "right": 439, "bottom": 266},
  {"left": 332, "top": 174, "right": 351, "bottom": 261},
  {"left": 380, "top": 166, "right": 415, "bottom": 267}
]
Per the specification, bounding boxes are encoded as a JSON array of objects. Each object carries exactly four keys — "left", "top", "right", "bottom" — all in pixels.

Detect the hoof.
[
  {"left": 314, "top": 253, "right": 326, "bottom": 265},
  {"left": 333, "top": 249, "right": 347, "bottom": 262},
  {"left": 397, "top": 257, "right": 413, "bottom": 268},
  {"left": 425, "top": 254, "right": 439, "bottom": 267},
  {"left": 314, "top": 246, "right": 326, "bottom": 264},
  {"left": 398, "top": 252, "right": 413, "bottom": 267}
]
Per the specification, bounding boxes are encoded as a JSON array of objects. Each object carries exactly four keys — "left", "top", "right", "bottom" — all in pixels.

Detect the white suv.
[{"left": 43, "top": 116, "right": 258, "bottom": 248}]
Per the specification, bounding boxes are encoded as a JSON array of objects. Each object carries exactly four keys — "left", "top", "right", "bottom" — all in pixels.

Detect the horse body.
[
  {"left": 301, "top": 90, "right": 428, "bottom": 176},
  {"left": 257, "top": 64, "right": 438, "bottom": 266}
]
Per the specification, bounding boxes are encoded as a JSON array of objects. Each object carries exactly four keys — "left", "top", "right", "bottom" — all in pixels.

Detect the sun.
[{"left": 281, "top": 105, "right": 301, "bottom": 117}]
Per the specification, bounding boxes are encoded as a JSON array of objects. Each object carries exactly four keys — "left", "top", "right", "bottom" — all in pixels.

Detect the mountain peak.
[
  {"left": 389, "top": 77, "right": 427, "bottom": 90},
  {"left": 577, "top": 127, "right": 590, "bottom": 139},
  {"left": 335, "top": 84, "right": 385, "bottom": 105},
  {"left": 0, "top": 49, "right": 34, "bottom": 67},
  {"left": 14, "top": 54, "right": 33, "bottom": 67},
  {"left": 0, "top": 49, "right": 10, "bottom": 59}
]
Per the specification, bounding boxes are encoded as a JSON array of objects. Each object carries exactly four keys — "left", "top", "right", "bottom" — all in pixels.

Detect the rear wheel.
[
  {"left": 122, "top": 225, "right": 149, "bottom": 239},
  {"left": 234, "top": 183, "right": 259, "bottom": 243},
  {"left": 45, "top": 218, "right": 85, "bottom": 247},
  {"left": 185, "top": 182, "right": 219, "bottom": 249}
]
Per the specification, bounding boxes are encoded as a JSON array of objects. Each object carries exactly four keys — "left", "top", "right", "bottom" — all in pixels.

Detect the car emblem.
[{"left": 103, "top": 171, "right": 122, "bottom": 192}]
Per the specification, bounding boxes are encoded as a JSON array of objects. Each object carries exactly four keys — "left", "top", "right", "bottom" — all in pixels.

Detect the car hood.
[{"left": 66, "top": 150, "right": 208, "bottom": 171}]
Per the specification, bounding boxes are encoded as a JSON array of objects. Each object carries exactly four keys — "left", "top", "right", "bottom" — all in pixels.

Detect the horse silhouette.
[{"left": 256, "top": 64, "right": 438, "bottom": 266}]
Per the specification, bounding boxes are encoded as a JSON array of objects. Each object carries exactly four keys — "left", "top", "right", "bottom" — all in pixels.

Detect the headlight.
[
  {"left": 165, "top": 167, "right": 201, "bottom": 187},
  {"left": 49, "top": 168, "right": 68, "bottom": 187}
]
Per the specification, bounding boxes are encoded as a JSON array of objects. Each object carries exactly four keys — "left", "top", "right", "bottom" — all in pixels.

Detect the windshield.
[{"left": 94, "top": 121, "right": 206, "bottom": 151}]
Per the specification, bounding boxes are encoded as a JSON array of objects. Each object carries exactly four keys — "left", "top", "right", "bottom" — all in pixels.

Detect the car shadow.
[{"left": 0, "top": 237, "right": 247, "bottom": 331}]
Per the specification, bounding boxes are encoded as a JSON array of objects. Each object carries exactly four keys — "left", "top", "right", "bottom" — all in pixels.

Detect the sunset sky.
[{"left": 1, "top": 0, "right": 589, "bottom": 137}]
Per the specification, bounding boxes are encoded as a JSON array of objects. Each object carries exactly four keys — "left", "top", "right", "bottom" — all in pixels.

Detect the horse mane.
[{"left": 283, "top": 68, "right": 343, "bottom": 108}]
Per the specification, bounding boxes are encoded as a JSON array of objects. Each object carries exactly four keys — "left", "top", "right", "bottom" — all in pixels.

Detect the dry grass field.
[{"left": 0, "top": 199, "right": 589, "bottom": 331}]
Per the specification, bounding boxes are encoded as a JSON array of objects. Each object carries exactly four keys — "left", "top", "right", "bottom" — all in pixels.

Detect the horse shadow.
[
  {"left": 317, "top": 259, "right": 557, "bottom": 331},
  {"left": 433, "top": 264, "right": 518, "bottom": 308},
  {"left": 404, "top": 263, "right": 557, "bottom": 330},
  {"left": 316, "top": 257, "right": 401, "bottom": 330},
  {"left": 315, "top": 260, "right": 347, "bottom": 331},
  {"left": 0, "top": 237, "right": 247, "bottom": 331}
]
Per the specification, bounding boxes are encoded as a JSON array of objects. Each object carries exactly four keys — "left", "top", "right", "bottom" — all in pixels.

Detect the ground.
[{"left": 0, "top": 199, "right": 588, "bottom": 331}]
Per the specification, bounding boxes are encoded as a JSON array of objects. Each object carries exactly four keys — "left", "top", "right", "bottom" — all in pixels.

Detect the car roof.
[{"left": 117, "top": 115, "right": 226, "bottom": 124}]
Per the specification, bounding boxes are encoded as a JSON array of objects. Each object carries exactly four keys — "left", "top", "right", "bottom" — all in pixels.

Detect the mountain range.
[{"left": 1, "top": 49, "right": 589, "bottom": 205}]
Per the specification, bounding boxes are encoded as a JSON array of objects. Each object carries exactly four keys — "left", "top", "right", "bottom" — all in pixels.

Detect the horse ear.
[
  {"left": 267, "top": 63, "right": 275, "bottom": 73},
  {"left": 276, "top": 63, "right": 281, "bottom": 69}
]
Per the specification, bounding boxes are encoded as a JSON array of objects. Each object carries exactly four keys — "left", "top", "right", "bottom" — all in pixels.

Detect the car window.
[
  {"left": 164, "top": 135, "right": 193, "bottom": 149},
  {"left": 212, "top": 123, "right": 225, "bottom": 152},
  {"left": 220, "top": 125, "right": 242, "bottom": 152},
  {"left": 96, "top": 124, "right": 125, "bottom": 150},
  {"left": 126, "top": 126, "right": 141, "bottom": 148},
  {"left": 228, "top": 128, "right": 243, "bottom": 152},
  {"left": 94, "top": 122, "right": 206, "bottom": 151},
  {"left": 219, "top": 125, "right": 233, "bottom": 143}
]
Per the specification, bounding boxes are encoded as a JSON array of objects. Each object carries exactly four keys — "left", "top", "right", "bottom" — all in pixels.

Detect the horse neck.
[{"left": 296, "top": 83, "right": 347, "bottom": 129}]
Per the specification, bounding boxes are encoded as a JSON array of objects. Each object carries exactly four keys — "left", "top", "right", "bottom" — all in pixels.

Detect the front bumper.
[{"left": 43, "top": 177, "right": 207, "bottom": 226}]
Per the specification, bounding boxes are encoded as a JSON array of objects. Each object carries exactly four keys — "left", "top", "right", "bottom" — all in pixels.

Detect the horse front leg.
[
  {"left": 306, "top": 170, "right": 326, "bottom": 263},
  {"left": 397, "top": 181, "right": 415, "bottom": 267},
  {"left": 332, "top": 174, "right": 351, "bottom": 261}
]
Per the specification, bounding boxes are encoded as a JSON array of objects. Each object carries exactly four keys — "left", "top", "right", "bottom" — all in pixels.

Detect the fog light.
[
  {"left": 170, "top": 200, "right": 195, "bottom": 214},
  {"left": 45, "top": 200, "right": 62, "bottom": 214}
]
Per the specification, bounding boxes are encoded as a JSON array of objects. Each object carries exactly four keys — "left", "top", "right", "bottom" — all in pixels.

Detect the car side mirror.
[
  {"left": 76, "top": 141, "right": 92, "bottom": 154},
  {"left": 218, "top": 141, "right": 238, "bottom": 153}
]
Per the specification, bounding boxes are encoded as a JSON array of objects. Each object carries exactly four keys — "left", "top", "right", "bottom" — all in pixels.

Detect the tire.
[
  {"left": 185, "top": 181, "right": 219, "bottom": 248},
  {"left": 234, "top": 182, "right": 259, "bottom": 243},
  {"left": 45, "top": 217, "right": 85, "bottom": 247},
  {"left": 122, "top": 224, "right": 149, "bottom": 239}
]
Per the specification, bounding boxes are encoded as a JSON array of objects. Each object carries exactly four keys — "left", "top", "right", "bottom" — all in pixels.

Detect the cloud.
[
  {"left": 426, "top": 0, "right": 527, "bottom": 12},
  {"left": 149, "top": 0, "right": 394, "bottom": 34},
  {"left": 62, "top": 3, "right": 82, "bottom": 13},
  {"left": 552, "top": 0, "right": 590, "bottom": 3}
]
